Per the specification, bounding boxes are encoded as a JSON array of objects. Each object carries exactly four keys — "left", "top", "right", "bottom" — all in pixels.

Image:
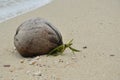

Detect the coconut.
[{"left": 14, "top": 18, "right": 63, "bottom": 57}]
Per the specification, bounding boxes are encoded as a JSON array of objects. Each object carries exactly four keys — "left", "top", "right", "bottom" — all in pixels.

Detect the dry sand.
[{"left": 0, "top": 0, "right": 120, "bottom": 80}]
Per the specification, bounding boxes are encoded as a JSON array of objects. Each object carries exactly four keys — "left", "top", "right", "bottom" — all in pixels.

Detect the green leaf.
[
  {"left": 47, "top": 39, "right": 80, "bottom": 56},
  {"left": 69, "top": 46, "right": 80, "bottom": 52}
]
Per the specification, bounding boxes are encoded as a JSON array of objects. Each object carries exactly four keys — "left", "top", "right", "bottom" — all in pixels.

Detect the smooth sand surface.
[{"left": 0, "top": 0, "right": 120, "bottom": 80}]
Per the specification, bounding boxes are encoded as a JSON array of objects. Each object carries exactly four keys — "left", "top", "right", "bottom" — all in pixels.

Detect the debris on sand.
[
  {"left": 29, "top": 60, "right": 37, "bottom": 65},
  {"left": 110, "top": 54, "right": 115, "bottom": 57},
  {"left": 33, "top": 71, "right": 42, "bottom": 76},
  {"left": 3, "top": 65, "right": 11, "bottom": 67},
  {"left": 83, "top": 46, "right": 87, "bottom": 49},
  {"left": 20, "top": 59, "right": 24, "bottom": 63}
]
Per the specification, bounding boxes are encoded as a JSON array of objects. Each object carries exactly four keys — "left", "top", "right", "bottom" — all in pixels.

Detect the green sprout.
[{"left": 47, "top": 39, "right": 80, "bottom": 56}]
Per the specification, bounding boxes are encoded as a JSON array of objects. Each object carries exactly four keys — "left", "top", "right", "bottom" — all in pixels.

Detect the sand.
[{"left": 0, "top": 0, "right": 120, "bottom": 80}]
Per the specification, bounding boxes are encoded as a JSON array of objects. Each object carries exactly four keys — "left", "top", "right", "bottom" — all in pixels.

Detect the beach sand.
[{"left": 0, "top": 0, "right": 120, "bottom": 80}]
